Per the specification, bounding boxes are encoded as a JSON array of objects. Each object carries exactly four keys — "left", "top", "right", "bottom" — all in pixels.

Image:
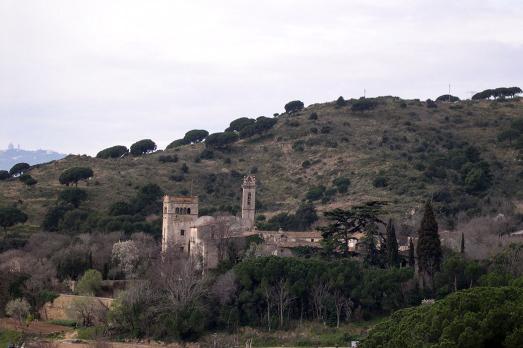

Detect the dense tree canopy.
[
  {"left": 9, "top": 163, "right": 30, "bottom": 177},
  {"left": 238, "top": 116, "right": 277, "bottom": 139},
  {"left": 59, "top": 188, "right": 88, "bottom": 208},
  {"left": 351, "top": 98, "right": 378, "bottom": 111},
  {"left": 183, "top": 129, "right": 209, "bottom": 144},
  {"left": 0, "top": 207, "right": 28, "bottom": 236},
  {"left": 320, "top": 202, "right": 385, "bottom": 257},
  {"left": 59, "top": 167, "right": 94, "bottom": 186},
  {"left": 205, "top": 132, "right": 239, "bottom": 150},
  {"left": 284, "top": 100, "right": 304, "bottom": 113},
  {"left": 435, "top": 94, "right": 460, "bottom": 102},
  {"left": 96, "top": 145, "right": 129, "bottom": 159},
  {"left": 472, "top": 87, "right": 522, "bottom": 100},
  {"left": 0, "top": 170, "right": 10, "bottom": 180},
  {"left": 130, "top": 139, "right": 157, "bottom": 155},
  {"left": 226, "top": 117, "right": 256, "bottom": 132},
  {"left": 362, "top": 286, "right": 523, "bottom": 348}
]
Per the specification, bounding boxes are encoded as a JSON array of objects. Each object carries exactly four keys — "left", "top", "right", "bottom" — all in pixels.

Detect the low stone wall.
[{"left": 39, "top": 294, "right": 114, "bottom": 321}]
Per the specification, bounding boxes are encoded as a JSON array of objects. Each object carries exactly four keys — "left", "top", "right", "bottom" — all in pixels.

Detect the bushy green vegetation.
[
  {"left": 9, "top": 162, "right": 30, "bottom": 177},
  {"left": 362, "top": 286, "right": 523, "bottom": 348},
  {"left": 472, "top": 86, "right": 522, "bottom": 100},
  {"left": 284, "top": 100, "right": 304, "bottom": 113},
  {"left": 130, "top": 139, "right": 157, "bottom": 155},
  {"left": 96, "top": 145, "right": 129, "bottom": 159},
  {"left": 59, "top": 167, "right": 94, "bottom": 186},
  {"left": 257, "top": 203, "right": 318, "bottom": 231},
  {"left": 205, "top": 131, "right": 239, "bottom": 149},
  {"left": 435, "top": 94, "right": 460, "bottom": 102}
]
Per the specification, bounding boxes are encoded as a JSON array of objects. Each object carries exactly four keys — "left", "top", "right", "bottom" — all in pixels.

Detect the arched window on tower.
[
  {"left": 175, "top": 208, "right": 180, "bottom": 214},
  {"left": 187, "top": 208, "right": 191, "bottom": 214},
  {"left": 247, "top": 192, "right": 252, "bottom": 206}
]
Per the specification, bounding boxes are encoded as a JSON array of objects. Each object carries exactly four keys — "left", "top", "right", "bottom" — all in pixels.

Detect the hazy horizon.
[{"left": 2, "top": 0, "right": 522, "bottom": 155}]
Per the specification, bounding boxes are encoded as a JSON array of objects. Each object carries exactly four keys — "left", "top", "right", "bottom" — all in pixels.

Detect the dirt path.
[{"left": 0, "top": 318, "right": 73, "bottom": 335}]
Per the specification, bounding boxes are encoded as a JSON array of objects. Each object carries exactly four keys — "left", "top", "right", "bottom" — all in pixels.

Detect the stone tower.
[
  {"left": 162, "top": 195, "right": 199, "bottom": 253},
  {"left": 241, "top": 175, "right": 256, "bottom": 230}
]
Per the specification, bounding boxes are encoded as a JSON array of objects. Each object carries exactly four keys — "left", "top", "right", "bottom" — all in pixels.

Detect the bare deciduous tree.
[
  {"left": 311, "top": 282, "right": 330, "bottom": 324},
  {"left": 151, "top": 253, "right": 207, "bottom": 318},
  {"left": 66, "top": 297, "right": 108, "bottom": 327}
]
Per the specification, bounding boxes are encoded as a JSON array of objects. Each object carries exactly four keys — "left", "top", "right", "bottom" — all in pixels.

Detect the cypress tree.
[
  {"left": 386, "top": 219, "right": 400, "bottom": 267},
  {"left": 408, "top": 238, "right": 415, "bottom": 267},
  {"left": 416, "top": 201, "right": 442, "bottom": 288},
  {"left": 460, "top": 232, "right": 465, "bottom": 254}
]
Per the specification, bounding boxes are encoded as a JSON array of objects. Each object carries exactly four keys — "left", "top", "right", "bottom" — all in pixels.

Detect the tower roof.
[{"left": 242, "top": 175, "right": 256, "bottom": 187}]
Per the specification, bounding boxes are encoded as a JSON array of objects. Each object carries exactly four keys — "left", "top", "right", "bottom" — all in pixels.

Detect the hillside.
[{"left": 1, "top": 96, "right": 523, "bottom": 237}]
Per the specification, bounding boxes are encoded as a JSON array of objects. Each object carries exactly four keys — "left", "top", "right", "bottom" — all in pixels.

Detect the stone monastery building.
[{"left": 162, "top": 175, "right": 258, "bottom": 268}]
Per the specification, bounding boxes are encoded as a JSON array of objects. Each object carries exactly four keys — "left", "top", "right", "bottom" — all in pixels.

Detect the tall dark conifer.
[
  {"left": 408, "top": 238, "right": 415, "bottom": 267},
  {"left": 460, "top": 232, "right": 465, "bottom": 254},
  {"left": 386, "top": 219, "right": 400, "bottom": 267},
  {"left": 416, "top": 201, "right": 442, "bottom": 289}
]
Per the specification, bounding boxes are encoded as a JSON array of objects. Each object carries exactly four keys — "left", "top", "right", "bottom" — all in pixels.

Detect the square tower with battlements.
[
  {"left": 241, "top": 175, "right": 256, "bottom": 230},
  {"left": 162, "top": 195, "right": 199, "bottom": 253}
]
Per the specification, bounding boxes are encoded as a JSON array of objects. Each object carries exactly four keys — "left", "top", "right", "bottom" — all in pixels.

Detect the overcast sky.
[{"left": 1, "top": 0, "right": 522, "bottom": 154}]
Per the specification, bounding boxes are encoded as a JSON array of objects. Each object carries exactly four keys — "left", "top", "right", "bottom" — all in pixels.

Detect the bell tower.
[{"left": 241, "top": 175, "right": 256, "bottom": 230}]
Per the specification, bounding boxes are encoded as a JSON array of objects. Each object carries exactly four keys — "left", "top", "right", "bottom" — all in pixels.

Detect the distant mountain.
[{"left": 0, "top": 144, "right": 66, "bottom": 170}]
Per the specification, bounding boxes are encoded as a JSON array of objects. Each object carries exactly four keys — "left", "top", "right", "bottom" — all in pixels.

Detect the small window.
[
  {"left": 180, "top": 229, "right": 185, "bottom": 236},
  {"left": 175, "top": 208, "right": 180, "bottom": 214},
  {"left": 311, "top": 238, "right": 314, "bottom": 242},
  {"left": 164, "top": 207, "right": 167, "bottom": 214},
  {"left": 187, "top": 208, "right": 191, "bottom": 214},
  {"left": 179, "top": 246, "right": 184, "bottom": 252},
  {"left": 247, "top": 192, "right": 252, "bottom": 206},
  {"left": 183, "top": 208, "right": 187, "bottom": 214}
]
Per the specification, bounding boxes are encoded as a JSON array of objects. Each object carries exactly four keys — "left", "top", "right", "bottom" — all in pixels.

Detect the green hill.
[{"left": 1, "top": 96, "right": 523, "bottom": 238}]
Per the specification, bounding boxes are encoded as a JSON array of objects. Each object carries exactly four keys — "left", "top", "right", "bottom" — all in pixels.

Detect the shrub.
[
  {"left": 351, "top": 98, "right": 378, "bottom": 111},
  {"left": 239, "top": 116, "right": 277, "bottom": 139},
  {"left": 181, "top": 163, "right": 189, "bottom": 173},
  {"left": 0, "top": 170, "right": 10, "bottom": 180},
  {"left": 302, "top": 160, "right": 311, "bottom": 168},
  {"left": 320, "top": 126, "right": 331, "bottom": 134},
  {"left": 309, "top": 112, "right": 318, "bottom": 120},
  {"left": 59, "top": 188, "right": 88, "bottom": 208},
  {"left": 130, "top": 139, "right": 157, "bottom": 155},
  {"left": 59, "top": 167, "right": 94, "bottom": 186},
  {"left": 306, "top": 185, "right": 326, "bottom": 201},
  {"left": 426, "top": 99, "right": 437, "bottom": 108},
  {"left": 335, "top": 96, "right": 347, "bottom": 107},
  {"left": 19, "top": 174, "right": 37, "bottom": 186},
  {"left": 373, "top": 176, "right": 388, "bottom": 187},
  {"left": 199, "top": 149, "right": 214, "bottom": 160},
  {"left": 284, "top": 100, "right": 304, "bottom": 113},
  {"left": 227, "top": 117, "right": 255, "bottom": 132},
  {"left": 166, "top": 138, "right": 189, "bottom": 149},
  {"left": 42, "top": 205, "right": 70, "bottom": 231},
  {"left": 292, "top": 141, "right": 305, "bottom": 152},
  {"left": 76, "top": 269, "right": 103, "bottom": 296},
  {"left": 205, "top": 132, "right": 239, "bottom": 149},
  {"left": 109, "top": 201, "right": 133, "bottom": 216},
  {"left": 0, "top": 207, "right": 28, "bottom": 235},
  {"left": 96, "top": 145, "right": 128, "bottom": 159},
  {"left": 9, "top": 162, "right": 30, "bottom": 176},
  {"left": 158, "top": 154, "right": 178, "bottom": 163},
  {"left": 435, "top": 94, "right": 460, "bottom": 102},
  {"left": 333, "top": 177, "right": 351, "bottom": 193},
  {"left": 184, "top": 129, "right": 209, "bottom": 144}
]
